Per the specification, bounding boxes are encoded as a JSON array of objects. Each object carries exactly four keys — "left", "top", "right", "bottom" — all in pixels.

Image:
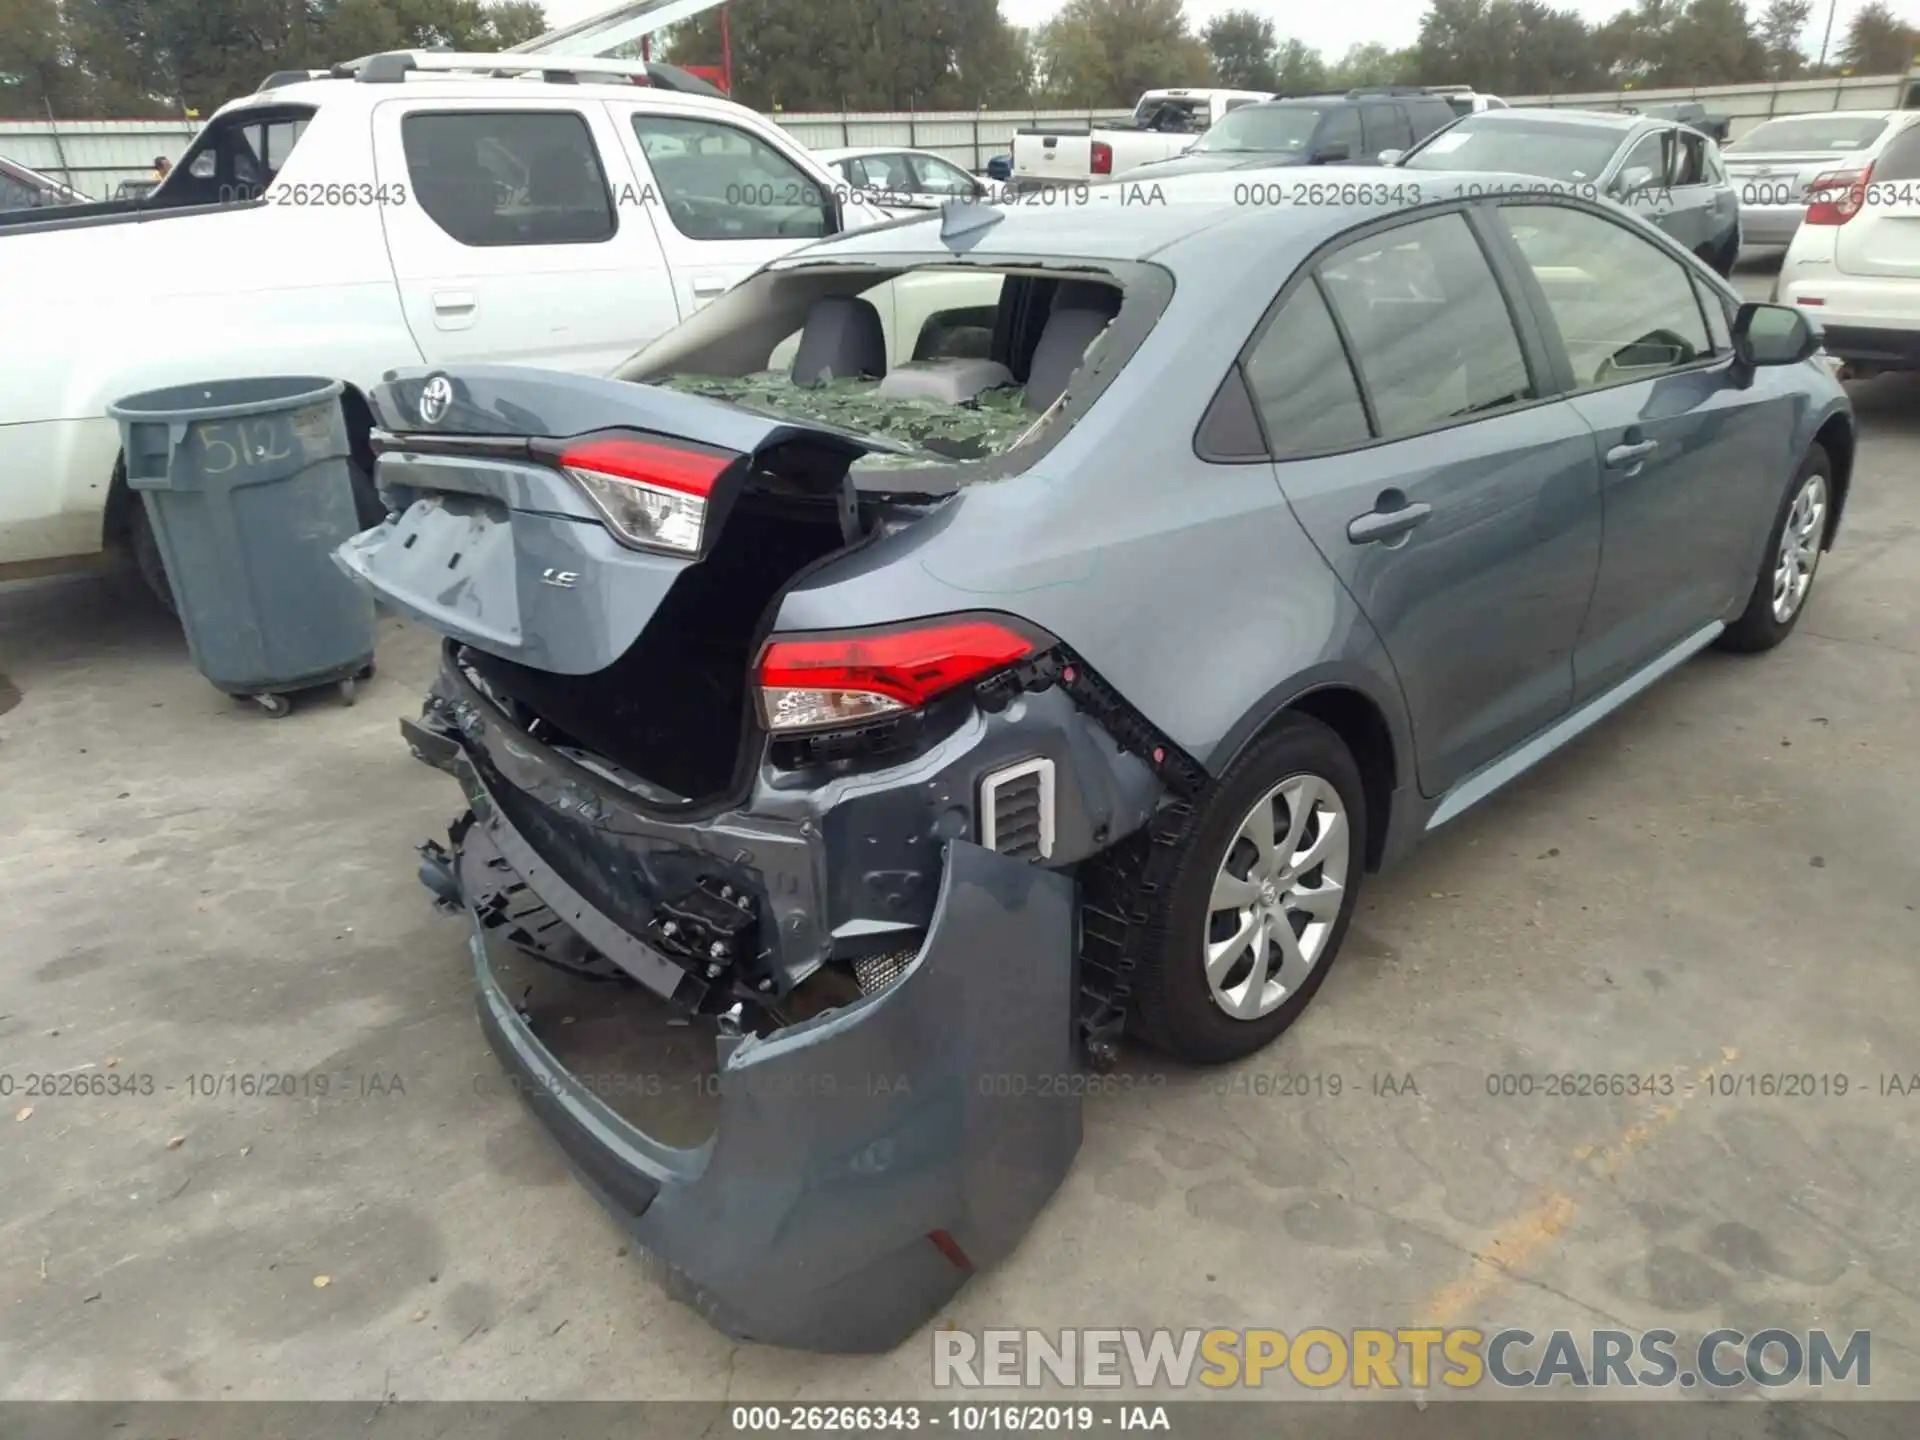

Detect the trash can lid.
[{"left": 109, "top": 376, "right": 346, "bottom": 424}]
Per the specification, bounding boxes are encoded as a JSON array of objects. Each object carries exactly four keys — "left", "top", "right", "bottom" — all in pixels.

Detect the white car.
[
  {"left": 1723, "top": 110, "right": 1908, "bottom": 248},
  {"left": 812, "top": 146, "right": 991, "bottom": 208},
  {"left": 0, "top": 51, "right": 991, "bottom": 597},
  {"left": 1776, "top": 111, "right": 1920, "bottom": 377}
]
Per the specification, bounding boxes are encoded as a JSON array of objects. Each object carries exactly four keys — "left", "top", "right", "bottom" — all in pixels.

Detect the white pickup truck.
[
  {"left": 0, "top": 50, "right": 988, "bottom": 597},
  {"left": 1009, "top": 88, "right": 1274, "bottom": 189}
]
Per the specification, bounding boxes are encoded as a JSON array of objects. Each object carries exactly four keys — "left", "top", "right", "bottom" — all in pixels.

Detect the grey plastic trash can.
[{"left": 108, "top": 377, "right": 377, "bottom": 718}]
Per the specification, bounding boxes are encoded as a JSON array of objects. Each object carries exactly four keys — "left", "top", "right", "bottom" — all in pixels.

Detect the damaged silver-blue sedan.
[{"left": 340, "top": 173, "right": 1852, "bottom": 1351}]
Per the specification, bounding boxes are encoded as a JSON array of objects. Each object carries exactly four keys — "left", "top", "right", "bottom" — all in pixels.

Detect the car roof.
[
  {"left": 787, "top": 165, "right": 1607, "bottom": 267},
  {"left": 811, "top": 146, "right": 956, "bottom": 164},
  {"left": 1455, "top": 106, "right": 1643, "bottom": 132}
]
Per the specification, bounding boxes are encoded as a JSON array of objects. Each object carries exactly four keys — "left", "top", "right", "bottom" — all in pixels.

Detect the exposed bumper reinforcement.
[{"left": 458, "top": 823, "right": 1082, "bottom": 1352}]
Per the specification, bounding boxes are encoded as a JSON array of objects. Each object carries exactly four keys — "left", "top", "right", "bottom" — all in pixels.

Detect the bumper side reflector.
[{"left": 929, "top": 1229, "right": 973, "bottom": 1270}]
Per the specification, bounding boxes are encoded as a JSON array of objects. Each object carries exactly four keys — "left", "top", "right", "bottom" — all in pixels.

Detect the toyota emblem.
[{"left": 418, "top": 375, "right": 454, "bottom": 426}]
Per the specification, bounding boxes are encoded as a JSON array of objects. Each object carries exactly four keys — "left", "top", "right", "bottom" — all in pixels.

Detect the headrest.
[{"left": 790, "top": 296, "right": 888, "bottom": 388}]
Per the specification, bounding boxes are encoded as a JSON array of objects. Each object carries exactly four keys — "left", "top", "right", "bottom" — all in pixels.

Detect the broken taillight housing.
[
  {"left": 557, "top": 434, "right": 737, "bottom": 555},
  {"left": 756, "top": 617, "right": 1044, "bottom": 735}
]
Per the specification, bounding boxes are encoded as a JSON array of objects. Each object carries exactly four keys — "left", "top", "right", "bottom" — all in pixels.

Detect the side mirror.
[
  {"left": 1733, "top": 302, "right": 1822, "bottom": 368},
  {"left": 1613, "top": 164, "right": 1655, "bottom": 199},
  {"left": 1314, "top": 142, "right": 1352, "bottom": 164},
  {"left": 1377, "top": 148, "right": 1405, "bottom": 165}
]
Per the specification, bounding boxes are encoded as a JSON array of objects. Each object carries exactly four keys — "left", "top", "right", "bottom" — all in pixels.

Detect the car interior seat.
[
  {"left": 1022, "top": 282, "right": 1123, "bottom": 411},
  {"left": 790, "top": 295, "right": 889, "bottom": 387}
]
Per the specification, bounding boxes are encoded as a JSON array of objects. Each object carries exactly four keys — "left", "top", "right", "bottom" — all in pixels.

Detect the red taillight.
[
  {"left": 756, "top": 617, "right": 1040, "bottom": 735},
  {"left": 555, "top": 434, "right": 736, "bottom": 555},
  {"left": 1806, "top": 164, "right": 1872, "bottom": 226},
  {"left": 1091, "top": 140, "right": 1114, "bottom": 176},
  {"left": 558, "top": 437, "right": 732, "bottom": 497}
]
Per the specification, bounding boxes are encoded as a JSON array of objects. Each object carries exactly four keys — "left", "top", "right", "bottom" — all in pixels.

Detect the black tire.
[
  {"left": 1124, "top": 713, "right": 1367, "bottom": 1065},
  {"left": 1718, "top": 445, "right": 1831, "bottom": 654},
  {"left": 128, "top": 503, "right": 177, "bottom": 615}
]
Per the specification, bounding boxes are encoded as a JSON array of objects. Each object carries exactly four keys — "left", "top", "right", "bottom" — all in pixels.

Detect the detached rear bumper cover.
[{"left": 455, "top": 811, "right": 1082, "bottom": 1353}]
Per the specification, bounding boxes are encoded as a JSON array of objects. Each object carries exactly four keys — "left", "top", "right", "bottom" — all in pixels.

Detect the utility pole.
[{"left": 1817, "top": 0, "right": 1839, "bottom": 68}]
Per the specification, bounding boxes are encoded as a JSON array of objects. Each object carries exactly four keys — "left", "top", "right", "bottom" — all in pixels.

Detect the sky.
[{"left": 537, "top": 0, "right": 1887, "bottom": 68}]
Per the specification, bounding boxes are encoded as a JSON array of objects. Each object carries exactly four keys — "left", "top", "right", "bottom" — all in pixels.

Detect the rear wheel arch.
[{"left": 1215, "top": 683, "right": 1404, "bottom": 873}]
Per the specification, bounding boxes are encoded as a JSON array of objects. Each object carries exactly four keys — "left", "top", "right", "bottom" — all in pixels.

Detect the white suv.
[{"left": 1775, "top": 111, "right": 1920, "bottom": 376}]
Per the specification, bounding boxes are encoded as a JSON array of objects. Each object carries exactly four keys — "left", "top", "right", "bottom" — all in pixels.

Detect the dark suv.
[{"left": 1129, "top": 87, "right": 1458, "bottom": 178}]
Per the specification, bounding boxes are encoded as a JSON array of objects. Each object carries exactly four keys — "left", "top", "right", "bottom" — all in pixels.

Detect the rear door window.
[
  {"left": 1362, "top": 103, "right": 1415, "bottom": 154},
  {"left": 160, "top": 105, "right": 316, "bottom": 207},
  {"left": 1318, "top": 106, "right": 1363, "bottom": 157},
  {"left": 402, "top": 111, "right": 616, "bottom": 247},
  {"left": 632, "top": 114, "right": 832, "bottom": 240},
  {"left": 1873, "top": 122, "right": 1920, "bottom": 181},
  {"left": 1315, "top": 212, "right": 1536, "bottom": 438},
  {"left": 1243, "top": 282, "right": 1372, "bottom": 457}
]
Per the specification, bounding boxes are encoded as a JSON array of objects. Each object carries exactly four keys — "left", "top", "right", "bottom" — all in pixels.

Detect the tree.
[
  {"left": 1202, "top": 8, "right": 1278, "bottom": 90},
  {"left": 662, "top": 0, "right": 1033, "bottom": 110},
  {"left": 1325, "top": 41, "right": 1411, "bottom": 88},
  {"left": 48, "top": 0, "right": 548, "bottom": 118},
  {"left": 1032, "top": 0, "right": 1212, "bottom": 106},
  {"left": 0, "top": 0, "right": 83, "bottom": 114},
  {"left": 1663, "top": 0, "right": 1769, "bottom": 84},
  {"left": 1756, "top": 0, "right": 1812, "bottom": 76},
  {"left": 1838, "top": 1, "right": 1919, "bottom": 74},
  {"left": 1272, "top": 36, "right": 1328, "bottom": 95}
]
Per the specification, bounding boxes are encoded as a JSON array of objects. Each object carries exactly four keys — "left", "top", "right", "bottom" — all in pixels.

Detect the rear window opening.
[{"left": 615, "top": 262, "right": 1136, "bottom": 476}]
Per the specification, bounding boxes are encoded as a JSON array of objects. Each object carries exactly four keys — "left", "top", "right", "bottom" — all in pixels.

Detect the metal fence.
[
  {"left": 0, "top": 119, "right": 197, "bottom": 199},
  {"left": 1509, "top": 70, "right": 1920, "bottom": 141}
]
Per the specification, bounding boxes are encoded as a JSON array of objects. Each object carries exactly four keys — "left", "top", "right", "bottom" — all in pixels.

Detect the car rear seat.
[
  {"left": 1022, "top": 282, "right": 1122, "bottom": 410},
  {"left": 791, "top": 296, "right": 888, "bottom": 387}
]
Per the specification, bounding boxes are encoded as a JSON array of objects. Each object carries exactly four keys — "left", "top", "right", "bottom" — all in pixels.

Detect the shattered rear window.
[{"left": 652, "top": 374, "right": 1040, "bottom": 470}]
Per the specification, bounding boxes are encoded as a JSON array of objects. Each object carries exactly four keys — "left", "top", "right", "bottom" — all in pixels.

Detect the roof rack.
[
  {"left": 1345, "top": 86, "right": 1442, "bottom": 98},
  {"left": 299, "top": 50, "right": 727, "bottom": 96},
  {"left": 346, "top": 51, "right": 653, "bottom": 83}
]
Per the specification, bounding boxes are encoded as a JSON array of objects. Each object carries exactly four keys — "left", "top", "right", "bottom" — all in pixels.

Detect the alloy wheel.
[
  {"left": 1202, "top": 774, "right": 1351, "bottom": 1021},
  {"left": 1771, "top": 471, "right": 1827, "bottom": 624}
]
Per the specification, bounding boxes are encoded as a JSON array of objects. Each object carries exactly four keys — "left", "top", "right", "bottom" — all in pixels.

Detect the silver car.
[{"left": 1722, "top": 111, "right": 1901, "bottom": 246}]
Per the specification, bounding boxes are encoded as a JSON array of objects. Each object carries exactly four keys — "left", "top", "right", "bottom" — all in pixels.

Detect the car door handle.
[
  {"left": 691, "top": 278, "right": 728, "bottom": 299},
  {"left": 1606, "top": 439, "right": 1660, "bottom": 467},
  {"left": 1347, "top": 501, "right": 1432, "bottom": 545},
  {"left": 432, "top": 291, "right": 476, "bottom": 314}
]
